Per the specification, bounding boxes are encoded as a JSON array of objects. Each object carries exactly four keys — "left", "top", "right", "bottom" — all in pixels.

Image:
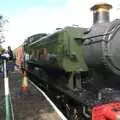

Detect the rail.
[{"left": 29, "top": 80, "right": 68, "bottom": 120}]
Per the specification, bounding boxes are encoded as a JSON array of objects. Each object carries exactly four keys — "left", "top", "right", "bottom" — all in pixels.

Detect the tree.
[
  {"left": 0, "top": 15, "right": 8, "bottom": 53},
  {"left": 0, "top": 15, "right": 8, "bottom": 44}
]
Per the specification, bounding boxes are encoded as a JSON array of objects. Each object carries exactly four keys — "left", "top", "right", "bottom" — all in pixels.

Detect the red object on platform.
[{"left": 92, "top": 102, "right": 120, "bottom": 120}]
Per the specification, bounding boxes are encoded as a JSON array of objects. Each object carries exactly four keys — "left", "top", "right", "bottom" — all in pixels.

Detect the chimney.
[{"left": 91, "top": 3, "right": 112, "bottom": 24}]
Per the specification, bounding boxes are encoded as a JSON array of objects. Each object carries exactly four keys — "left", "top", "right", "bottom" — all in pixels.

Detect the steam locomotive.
[{"left": 20, "top": 3, "right": 120, "bottom": 120}]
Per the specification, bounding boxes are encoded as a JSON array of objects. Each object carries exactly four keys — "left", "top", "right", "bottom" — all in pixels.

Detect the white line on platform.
[{"left": 29, "top": 80, "right": 68, "bottom": 120}]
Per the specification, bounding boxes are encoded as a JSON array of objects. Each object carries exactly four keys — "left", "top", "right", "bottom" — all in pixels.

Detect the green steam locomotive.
[{"left": 23, "top": 3, "right": 120, "bottom": 120}]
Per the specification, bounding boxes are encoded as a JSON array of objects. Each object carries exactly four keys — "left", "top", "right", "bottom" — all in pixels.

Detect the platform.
[{"left": 0, "top": 69, "right": 62, "bottom": 120}]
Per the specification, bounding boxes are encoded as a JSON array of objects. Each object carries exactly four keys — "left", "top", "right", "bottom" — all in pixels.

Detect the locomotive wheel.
[
  {"left": 65, "top": 105, "right": 86, "bottom": 120},
  {"left": 61, "top": 96, "right": 88, "bottom": 120}
]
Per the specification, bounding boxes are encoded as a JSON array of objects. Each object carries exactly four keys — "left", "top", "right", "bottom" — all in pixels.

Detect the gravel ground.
[{"left": 0, "top": 70, "right": 61, "bottom": 120}]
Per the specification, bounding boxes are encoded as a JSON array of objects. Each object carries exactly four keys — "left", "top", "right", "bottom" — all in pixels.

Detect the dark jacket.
[{"left": 8, "top": 50, "right": 13, "bottom": 60}]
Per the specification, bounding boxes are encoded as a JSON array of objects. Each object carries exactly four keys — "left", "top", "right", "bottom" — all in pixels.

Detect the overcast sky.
[{"left": 1, "top": 0, "right": 120, "bottom": 49}]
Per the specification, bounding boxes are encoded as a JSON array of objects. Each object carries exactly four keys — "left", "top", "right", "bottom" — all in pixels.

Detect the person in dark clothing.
[
  {"left": 7, "top": 46, "right": 15, "bottom": 72},
  {"left": 7, "top": 46, "right": 13, "bottom": 60}
]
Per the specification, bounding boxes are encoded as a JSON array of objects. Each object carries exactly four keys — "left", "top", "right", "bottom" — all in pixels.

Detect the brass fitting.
[{"left": 91, "top": 3, "right": 112, "bottom": 12}]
